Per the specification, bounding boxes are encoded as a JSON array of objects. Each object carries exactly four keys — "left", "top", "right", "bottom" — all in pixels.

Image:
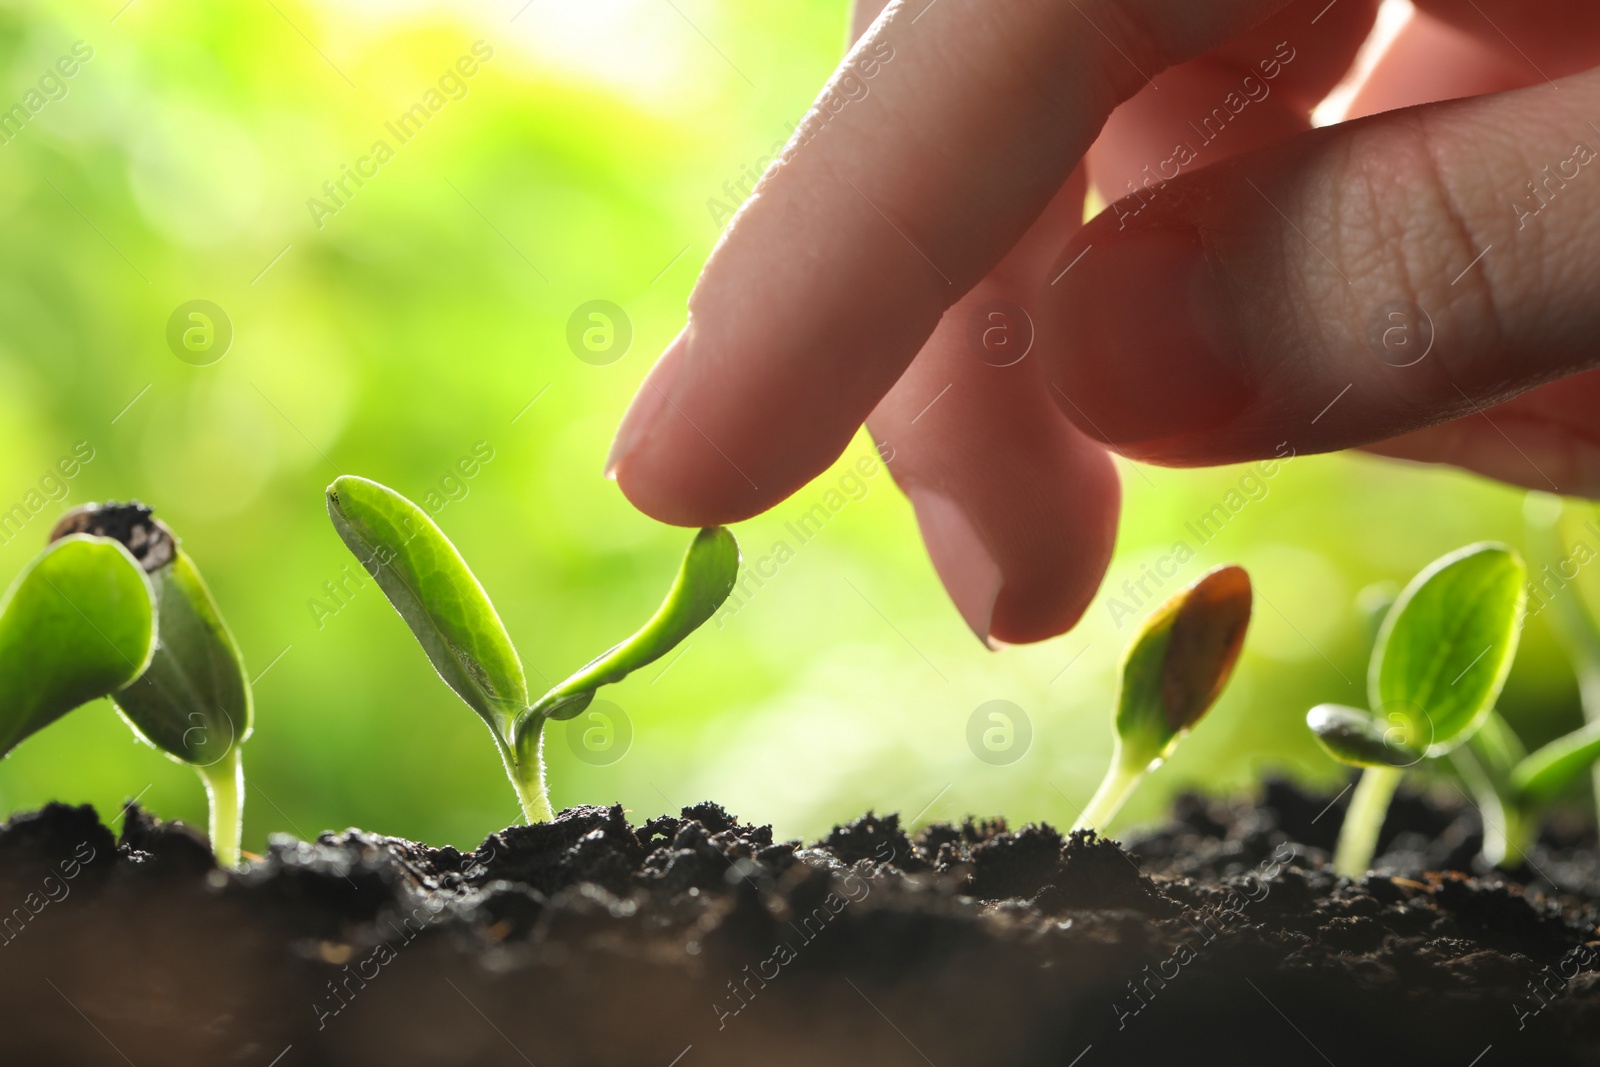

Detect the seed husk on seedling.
[
  {"left": 49, "top": 503, "right": 255, "bottom": 868},
  {"left": 1307, "top": 543, "right": 1526, "bottom": 877},
  {"left": 1434, "top": 496, "right": 1600, "bottom": 868},
  {"left": 325, "top": 475, "right": 739, "bottom": 823},
  {"left": 1073, "top": 565, "right": 1253, "bottom": 832},
  {"left": 0, "top": 534, "right": 157, "bottom": 759}
]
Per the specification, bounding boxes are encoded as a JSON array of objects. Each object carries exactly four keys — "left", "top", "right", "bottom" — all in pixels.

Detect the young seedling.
[
  {"left": 1307, "top": 543, "right": 1526, "bottom": 878},
  {"left": 50, "top": 504, "right": 254, "bottom": 868},
  {"left": 1523, "top": 492, "right": 1600, "bottom": 831},
  {"left": 1074, "top": 565, "right": 1252, "bottom": 832},
  {"left": 1448, "top": 706, "right": 1600, "bottom": 867},
  {"left": 0, "top": 534, "right": 157, "bottom": 758},
  {"left": 325, "top": 475, "right": 738, "bottom": 823}
]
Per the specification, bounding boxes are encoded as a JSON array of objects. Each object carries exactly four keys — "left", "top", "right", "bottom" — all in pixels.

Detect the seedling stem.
[
  {"left": 1333, "top": 765, "right": 1401, "bottom": 878},
  {"left": 325, "top": 477, "right": 737, "bottom": 823},
  {"left": 200, "top": 747, "right": 244, "bottom": 869},
  {"left": 1310, "top": 544, "right": 1526, "bottom": 877},
  {"left": 1071, "top": 565, "right": 1252, "bottom": 832},
  {"left": 1075, "top": 750, "right": 1147, "bottom": 833},
  {"left": 506, "top": 725, "right": 554, "bottom": 824}
]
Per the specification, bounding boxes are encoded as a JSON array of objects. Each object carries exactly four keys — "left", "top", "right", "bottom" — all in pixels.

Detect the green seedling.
[
  {"left": 0, "top": 535, "right": 157, "bottom": 758},
  {"left": 1524, "top": 493, "right": 1600, "bottom": 830},
  {"left": 1450, "top": 707, "right": 1600, "bottom": 868},
  {"left": 1432, "top": 495, "right": 1600, "bottom": 868},
  {"left": 1308, "top": 543, "right": 1526, "bottom": 877},
  {"left": 1074, "top": 565, "right": 1252, "bottom": 832},
  {"left": 50, "top": 503, "right": 254, "bottom": 868},
  {"left": 325, "top": 475, "right": 738, "bottom": 823}
]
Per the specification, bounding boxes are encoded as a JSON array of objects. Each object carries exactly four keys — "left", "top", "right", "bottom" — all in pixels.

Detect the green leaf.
[
  {"left": 1526, "top": 494, "right": 1600, "bottom": 684},
  {"left": 1307, "top": 703, "right": 1422, "bottom": 768},
  {"left": 1114, "top": 564, "right": 1252, "bottom": 768},
  {"left": 0, "top": 536, "right": 157, "bottom": 758},
  {"left": 522, "top": 527, "right": 739, "bottom": 737},
  {"left": 112, "top": 551, "right": 252, "bottom": 767},
  {"left": 1511, "top": 719, "right": 1600, "bottom": 807},
  {"left": 1370, "top": 543, "right": 1526, "bottom": 756},
  {"left": 1467, "top": 708, "right": 1526, "bottom": 779},
  {"left": 327, "top": 476, "right": 528, "bottom": 743},
  {"left": 1552, "top": 498, "right": 1600, "bottom": 646}
]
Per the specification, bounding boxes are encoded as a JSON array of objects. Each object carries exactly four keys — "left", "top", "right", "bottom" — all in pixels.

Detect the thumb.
[{"left": 1043, "top": 65, "right": 1600, "bottom": 491}]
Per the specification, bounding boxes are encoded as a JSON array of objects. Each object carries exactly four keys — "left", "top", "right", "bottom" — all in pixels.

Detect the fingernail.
[
  {"left": 908, "top": 487, "right": 1001, "bottom": 649},
  {"left": 606, "top": 326, "right": 689, "bottom": 480},
  {"left": 1052, "top": 228, "right": 1250, "bottom": 444}
]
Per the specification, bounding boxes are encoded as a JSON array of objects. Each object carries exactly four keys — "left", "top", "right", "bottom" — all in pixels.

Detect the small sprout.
[
  {"left": 1425, "top": 495, "right": 1600, "bottom": 868},
  {"left": 326, "top": 476, "right": 738, "bottom": 823},
  {"left": 1458, "top": 704, "right": 1600, "bottom": 869},
  {"left": 326, "top": 476, "right": 529, "bottom": 745},
  {"left": 1521, "top": 493, "right": 1600, "bottom": 835},
  {"left": 1355, "top": 580, "right": 1399, "bottom": 649},
  {"left": 1307, "top": 543, "right": 1526, "bottom": 877},
  {"left": 524, "top": 526, "right": 740, "bottom": 723},
  {"left": 50, "top": 503, "right": 254, "bottom": 868},
  {"left": 0, "top": 535, "right": 157, "bottom": 758},
  {"left": 1073, "top": 565, "right": 1252, "bottom": 832},
  {"left": 1510, "top": 720, "right": 1600, "bottom": 808}
]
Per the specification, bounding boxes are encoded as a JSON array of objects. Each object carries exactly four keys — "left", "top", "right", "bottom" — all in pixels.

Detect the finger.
[
  {"left": 609, "top": 0, "right": 1299, "bottom": 526},
  {"left": 1414, "top": 0, "right": 1600, "bottom": 85},
  {"left": 1362, "top": 371, "right": 1600, "bottom": 496},
  {"left": 867, "top": 0, "right": 1121, "bottom": 646},
  {"left": 866, "top": 170, "right": 1122, "bottom": 645},
  {"left": 1347, "top": 8, "right": 1534, "bottom": 115},
  {"left": 1043, "top": 65, "right": 1600, "bottom": 476},
  {"left": 1089, "top": 0, "right": 1379, "bottom": 200},
  {"left": 854, "top": 0, "right": 1120, "bottom": 644},
  {"left": 1345, "top": 7, "right": 1587, "bottom": 489},
  {"left": 851, "top": 0, "right": 891, "bottom": 39}
]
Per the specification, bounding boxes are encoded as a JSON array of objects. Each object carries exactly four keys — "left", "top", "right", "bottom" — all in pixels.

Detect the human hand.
[{"left": 606, "top": 0, "right": 1600, "bottom": 645}]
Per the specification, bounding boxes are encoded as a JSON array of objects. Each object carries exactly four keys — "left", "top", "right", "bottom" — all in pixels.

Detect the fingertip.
[
  {"left": 607, "top": 326, "right": 786, "bottom": 527},
  {"left": 606, "top": 327, "right": 689, "bottom": 483},
  {"left": 901, "top": 421, "right": 1121, "bottom": 649},
  {"left": 909, "top": 485, "right": 1003, "bottom": 648},
  {"left": 987, "top": 460, "right": 1121, "bottom": 645}
]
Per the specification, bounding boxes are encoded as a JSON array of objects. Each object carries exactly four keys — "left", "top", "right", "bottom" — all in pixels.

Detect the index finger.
[{"left": 608, "top": 0, "right": 1298, "bottom": 525}]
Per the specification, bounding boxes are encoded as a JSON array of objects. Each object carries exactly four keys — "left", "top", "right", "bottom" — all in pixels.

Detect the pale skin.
[{"left": 607, "top": 0, "right": 1600, "bottom": 646}]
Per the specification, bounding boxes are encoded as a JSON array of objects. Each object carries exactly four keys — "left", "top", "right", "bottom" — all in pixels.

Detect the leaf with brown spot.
[
  {"left": 1114, "top": 564, "right": 1253, "bottom": 768},
  {"left": 1161, "top": 565, "right": 1252, "bottom": 734}
]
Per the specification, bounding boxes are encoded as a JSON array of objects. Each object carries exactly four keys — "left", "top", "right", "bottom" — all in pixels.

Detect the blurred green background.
[{"left": 0, "top": 0, "right": 1592, "bottom": 853}]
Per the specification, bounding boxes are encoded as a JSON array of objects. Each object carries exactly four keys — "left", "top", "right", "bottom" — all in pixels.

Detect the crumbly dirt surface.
[{"left": 1, "top": 780, "right": 1597, "bottom": 1067}]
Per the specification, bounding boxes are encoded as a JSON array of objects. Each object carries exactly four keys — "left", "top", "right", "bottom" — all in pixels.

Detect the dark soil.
[{"left": 2, "top": 779, "right": 1597, "bottom": 1067}]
